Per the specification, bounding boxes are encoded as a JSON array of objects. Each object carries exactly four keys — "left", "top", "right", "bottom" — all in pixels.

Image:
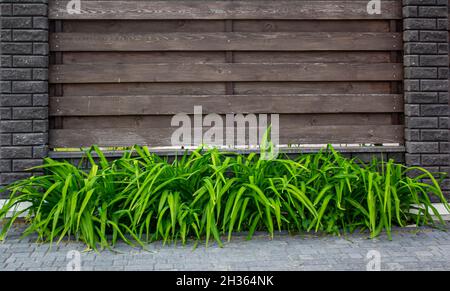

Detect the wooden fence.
[{"left": 48, "top": 0, "right": 404, "bottom": 149}]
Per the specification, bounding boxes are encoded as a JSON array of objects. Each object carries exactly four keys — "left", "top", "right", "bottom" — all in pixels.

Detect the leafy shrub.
[{"left": 0, "top": 145, "right": 448, "bottom": 250}]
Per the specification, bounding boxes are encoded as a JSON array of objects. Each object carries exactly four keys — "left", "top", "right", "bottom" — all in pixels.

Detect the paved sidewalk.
[{"left": 1, "top": 225, "right": 450, "bottom": 271}]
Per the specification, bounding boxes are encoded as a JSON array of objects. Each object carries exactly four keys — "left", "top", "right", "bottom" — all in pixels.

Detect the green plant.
[{"left": 0, "top": 145, "right": 448, "bottom": 250}]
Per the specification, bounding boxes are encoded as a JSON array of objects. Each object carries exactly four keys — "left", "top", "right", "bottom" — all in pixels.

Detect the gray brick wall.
[
  {"left": 403, "top": 0, "right": 450, "bottom": 199},
  {"left": 0, "top": 0, "right": 48, "bottom": 196},
  {"left": 0, "top": 0, "right": 449, "bottom": 202}
]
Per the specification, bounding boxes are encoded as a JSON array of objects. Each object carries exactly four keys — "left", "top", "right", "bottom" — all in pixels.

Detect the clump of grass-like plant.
[{"left": 0, "top": 145, "right": 448, "bottom": 250}]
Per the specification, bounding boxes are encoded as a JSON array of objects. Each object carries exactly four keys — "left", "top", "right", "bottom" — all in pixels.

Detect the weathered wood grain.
[
  {"left": 49, "top": 94, "right": 403, "bottom": 116},
  {"left": 49, "top": 125, "right": 403, "bottom": 147},
  {"left": 50, "top": 32, "right": 402, "bottom": 51},
  {"left": 49, "top": 1, "right": 401, "bottom": 20},
  {"left": 50, "top": 63, "right": 403, "bottom": 83}
]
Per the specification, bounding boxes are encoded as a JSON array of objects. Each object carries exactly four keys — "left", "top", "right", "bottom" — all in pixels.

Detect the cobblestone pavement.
[{"left": 1, "top": 225, "right": 450, "bottom": 271}]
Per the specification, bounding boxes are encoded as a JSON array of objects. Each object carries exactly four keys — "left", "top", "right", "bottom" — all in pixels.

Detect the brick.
[
  {"left": 0, "top": 81, "right": 12, "bottom": 93},
  {"left": 405, "top": 153, "right": 421, "bottom": 166},
  {"left": 32, "top": 68, "right": 47, "bottom": 80},
  {"left": 12, "top": 56, "right": 47, "bottom": 68},
  {"left": 438, "top": 67, "right": 448, "bottom": 79},
  {"left": 0, "top": 173, "right": 32, "bottom": 185},
  {"left": 32, "top": 16, "right": 48, "bottom": 29},
  {"left": 420, "top": 31, "right": 448, "bottom": 42},
  {"left": 418, "top": 6, "right": 448, "bottom": 18},
  {"left": 404, "top": 43, "right": 437, "bottom": 54},
  {"left": 12, "top": 4, "right": 47, "bottom": 16},
  {"left": 438, "top": 93, "right": 448, "bottom": 103},
  {"left": 0, "top": 17, "right": 32, "bottom": 28},
  {"left": 406, "top": 117, "right": 438, "bottom": 128},
  {"left": 32, "top": 120, "right": 48, "bottom": 132},
  {"left": 421, "top": 130, "right": 448, "bottom": 141},
  {"left": 1, "top": 55, "right": 12, "bottom": 67},
  {"left": 437, "top": 43, "right": 448, "bottom": 54},
  {"left": 403, "top": 6, "right": 418, "bottom": 17},
  {"left": 1, "top": 134, "right": 11, "bottom": 146},
  {"left": 32, "top": 43, "right": 48, "bottom": 55},
  {"left": 405, "top": 92, "right": 438, "bottom": 103},
  {"left": 421, "top": 104, "right": 449, "bottom": 116},
  {"left": 439, "top": 117, "right": 448, "bottom": 128},
  {"left": 0, "top": 43, "right": 32, "bottom": 54},
  {"left": 0, "top": 160, "right": 12, "bottom": 172},
  {"left": 32, "top": 94, "right": 48, "bottom": 106},
  {"left": 419, "top": 55, "right": 448, "bottom": 66},
  {"left": 0, "top": 147, "right": 32, "bottom": 159},
  {"left": 406, "top": 142, "right": 439, "bottom": 154},
  {"left": 0, "top": 121, "right": 32, "bottom": 133},
  {"left": 403, "top": 0, "right": 439, "bottom": 5},
  {"left": 12, "top": 107, "right": 48, "bottom": 120},
  {"left": 12, "top": 159, "right": 43, "bottom": 172},
  {"left": 404, "top": 80, "right": 420, "bottom": 91},
  {"left": 0, "top": 29, "right": 11, "bottom": 41},
  {"left": 404, "top": 55, "right": 419, "bottom": 66},
  {"left": 437, "top": 19, "right": 448, "bottom": 30},
  {"left": 0, "top": 4, "right": 12, "bottom": 16},
  {"left": 12, "top": 29, "right": 47, "bottom": 41},
  {"left": 405, "top": 67, "right": 437, "bottom": 79},
  {"left": 405, "top": 104, "right": 420, "bottom": 116},
  {"left": 0, "top": 108, "right": 11, "bottom": 120},
  {"left": 440, "top": 142, "right": 449, "bottom": 153},
  {"left": 421, "top": 80, "right": 448, "bottom": 91},
  {"left": 421, "top": 154, "right": 449, "bottom": 166},
  {"left": 11, "top": 81, "right": 47, "bottom": 93},
  {"left": 0, "top": 94, "right": 32, "bottom": 106},
  {"left": 404, "top": 31, "right": 419, "bottom": 42},
  {"left": 404, "top": 19, "right": 436, "bottom": 30},
  {"left": 32, "top": 145, "right": 48, "bottom": 158},
  {"left": 13, "top": 133, "right": 47, "bottom": 146},
  {"left": 405, "top": 129, "right": 420, "bottom": 141},
  {"left": 1, "top": 68, "right": 32, "bottom": 80}
]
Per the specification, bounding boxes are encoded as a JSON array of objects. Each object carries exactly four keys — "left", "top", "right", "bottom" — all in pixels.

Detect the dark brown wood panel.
[
  {"left": 48, "top": 0, "right": 404, "bottom": 149},
  {"left": 49, "top": 125, "right": 403, "bottom": 148},
  {"left": 49, "top": 1, "right": 401, "bottom": 20},
  {"left": 62, "top": 52, "right": 227, "bottom": 64},
  {"left": 49, "top": 94, "right": 403, "bottom": 116},
  {"left": 50, "top": 63, "right": 403, "bottom": 83},
  {"left": 60, "top": 114, "right": 396, "bottom": 129},
  {"left": 50, "top": 32, "right": 402, "bottom": 51}
]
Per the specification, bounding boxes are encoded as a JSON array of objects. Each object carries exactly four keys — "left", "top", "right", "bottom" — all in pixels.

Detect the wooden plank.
[
  {"left": 60, "top": 114, "right": 395, "bottom": 129},
  {"left": 61, "top": 19, "right": 389, "bottom": 33},
  {"left": 49, "top": 1, "right": 402, "bottom": 20},
  {"left": 62, "top": 51, "right": 226, "bottom": 64},
  {"left": 62, "top": 83, "right": 227, "bottom": 96},
  {"left": 50, "top": 32, "right": 402, "bottom": 51},
  {"left": 49, "top": 125, "right": 404, "bottom": 148},
  {"left": 49, "top": 94, "right": 403, "bottom": 116},
  {"left": 233, "top": 52, "right": 392, "bottom": 64},
  {"left": 63, "top": 51, "right": 392, "bottom": 65},
  {"left": 50, "top": 63, "right": 403, "bottom": 83},
  {"left": 62, "top": 20, "right": 226, "bottom": 33},
  {"left": 233, "top": 20, "right": 390, "bottom": 32},
  {"left": 234, "top": 82, "right": 392, "bottom": 94}
]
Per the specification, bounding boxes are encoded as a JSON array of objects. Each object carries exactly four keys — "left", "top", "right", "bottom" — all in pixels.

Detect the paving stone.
[{"left": 2, "top": 225, "right": 450, "bottom": 271}]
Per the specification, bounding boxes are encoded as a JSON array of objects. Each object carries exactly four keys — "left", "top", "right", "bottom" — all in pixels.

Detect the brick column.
[
  {"left": 403, "top": 0, "right": 449, "bottom": 199},
  {"left": 0, "top": 0, "right": 48, "bottom": 194}
]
